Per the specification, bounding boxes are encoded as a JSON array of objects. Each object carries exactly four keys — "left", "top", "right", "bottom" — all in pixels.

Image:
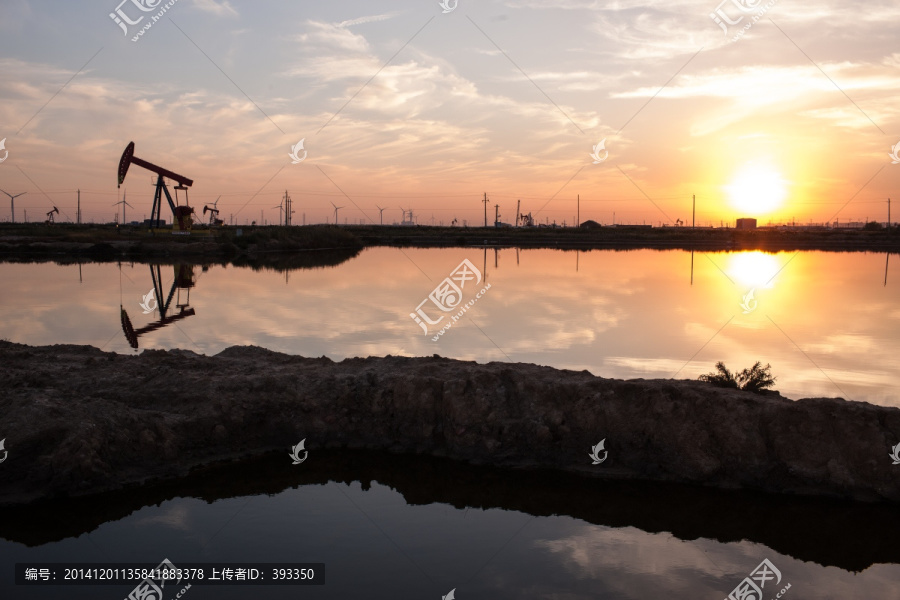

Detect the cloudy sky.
[{"left": 0, "top": 0, "right": 897, "bottom": 225}]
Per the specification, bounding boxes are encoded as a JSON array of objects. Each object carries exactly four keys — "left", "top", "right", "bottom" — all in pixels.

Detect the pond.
[{"left": 1, "top": 450, "right": 898, "bottom": 599}]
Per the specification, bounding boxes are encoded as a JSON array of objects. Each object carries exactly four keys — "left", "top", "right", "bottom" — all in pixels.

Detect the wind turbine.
[
  {"left": 273, "top": 199, "right": 284, "bottom": 226},
  {"left": 113, "top": 190, "right": 134, "bottom": 224},
  {"left": 375, "top": 205, "right": 386, "bottom": 225},
  {"left": 0, "top": 189, "right": 27, "bottom": 223},
  {"left": 330, "top": 201, "right": 343, "bottom": 225}
]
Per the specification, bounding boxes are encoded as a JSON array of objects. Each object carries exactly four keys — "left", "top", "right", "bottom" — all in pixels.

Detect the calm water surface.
[
  {"left": 1, "top": 450, "right": 898, "bottom": 600},
  {"left": 1, "top": 247, "right": 897, "bottom": 405}
]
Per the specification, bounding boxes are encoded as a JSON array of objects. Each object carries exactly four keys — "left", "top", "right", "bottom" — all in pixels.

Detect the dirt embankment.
[
  {"left": 1, "top": 342, "right": 898, "bottom": 506},
  {"left": 1, "top": 223, "right": 899, "bottom": 256},
  {"left": 350, "top": 224, "right": 900, "bottom": 252},
  {"left": 0, "top": 224, "right": 363, "bottom": 261}
]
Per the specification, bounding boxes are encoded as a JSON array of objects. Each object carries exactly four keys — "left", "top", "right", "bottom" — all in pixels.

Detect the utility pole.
[
  {"left": 77, "top": 189, "right": 81, "bottom": 225},
  {"left": 516, "top": 199, "right": 521, "bottom": 227},
  {"left": 494, "top": 204, "right": 500, "bottom": 227},
  {"left": 284, "top": 191, "right": 293, "bottom": 226},
  {"left": 888, "top": 198, "right": 892, "bottom": 231},
  {"left": 483, "top": 193, "right": 489, "bottom": 227},
  {"left": 577, "top": 194, "right": 580, "bottom": 227},
  {"left": 692, "top": 194, "right": 696, "bottom": 229}
]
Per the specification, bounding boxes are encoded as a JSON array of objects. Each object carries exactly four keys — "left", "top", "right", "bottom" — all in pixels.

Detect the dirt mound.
[{"left": 0, "top": 341, "right": 898, "bottom": 505}]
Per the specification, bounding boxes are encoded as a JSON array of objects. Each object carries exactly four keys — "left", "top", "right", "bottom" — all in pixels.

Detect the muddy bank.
[
  {"left": 1, "top": 223, "right": 899, "bottom": 255},
  {"left": 1, "top": 342, "right": 898, "bottom": 506},
  {"left": 0, "top": 224, "right": 363, "bottom": 261},
  {"left": 350, "top": 224, "right": 900, "bottom": 252}
]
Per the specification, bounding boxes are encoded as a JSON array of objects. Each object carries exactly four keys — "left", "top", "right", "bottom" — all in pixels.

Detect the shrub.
[
  {"left": 699, "top": 361, "right": 776, "bottom": 394},
  {"left": 736, "top": 361, "right": 777, "bottom": 392},
  {"left": 698, "top": 361, "right": 739, "bottom": 389}
]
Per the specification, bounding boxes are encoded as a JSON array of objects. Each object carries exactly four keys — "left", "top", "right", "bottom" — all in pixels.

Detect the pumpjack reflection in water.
[{"left": 120, "top": 263, "right": 197, "bottom": 350}]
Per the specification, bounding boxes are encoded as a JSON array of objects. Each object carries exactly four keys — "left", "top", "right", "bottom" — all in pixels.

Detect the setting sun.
[{"left": 726, "top": 163, "right": 788, "bottom": 216}]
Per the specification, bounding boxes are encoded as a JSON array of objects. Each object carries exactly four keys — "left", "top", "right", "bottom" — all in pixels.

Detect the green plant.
[{"left": 699, "top": 361, "right": 776, "bottom": 393}]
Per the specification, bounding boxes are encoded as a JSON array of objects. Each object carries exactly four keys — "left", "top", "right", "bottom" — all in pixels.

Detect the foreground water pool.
[{"left": 1, "top": 451, "right": 898, "bottom": 599}]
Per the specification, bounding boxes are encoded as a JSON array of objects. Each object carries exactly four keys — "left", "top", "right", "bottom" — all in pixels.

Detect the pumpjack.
[
  {"left": 120, "top": 263, "right": 197, "bottom": 350},
  {"left": 203, "top": 197, "right": 223, "bottom": 226},
  {"left": 117, "top": 141, "right": 195, "bottom": 233},
  {"left": 45, "top": 206, "right": 59, "bottom": 224}
]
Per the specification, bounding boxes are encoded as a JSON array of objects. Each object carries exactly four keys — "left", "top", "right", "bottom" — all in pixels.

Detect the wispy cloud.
[
  {"left": 340, "top": 12, "right": 403, "bottom": 28},
  {"left": 191, "top": 0, "right": 239, "bottom": 18}
]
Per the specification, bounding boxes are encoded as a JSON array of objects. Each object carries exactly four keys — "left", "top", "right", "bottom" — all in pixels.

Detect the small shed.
[{"left": 736, "top": 218, "right": 757, "bottom": 230}]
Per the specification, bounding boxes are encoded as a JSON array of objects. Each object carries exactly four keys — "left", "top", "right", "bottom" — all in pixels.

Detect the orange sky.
[{"left": 0, "top": 0, "right": 897, "bottom": 225}]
